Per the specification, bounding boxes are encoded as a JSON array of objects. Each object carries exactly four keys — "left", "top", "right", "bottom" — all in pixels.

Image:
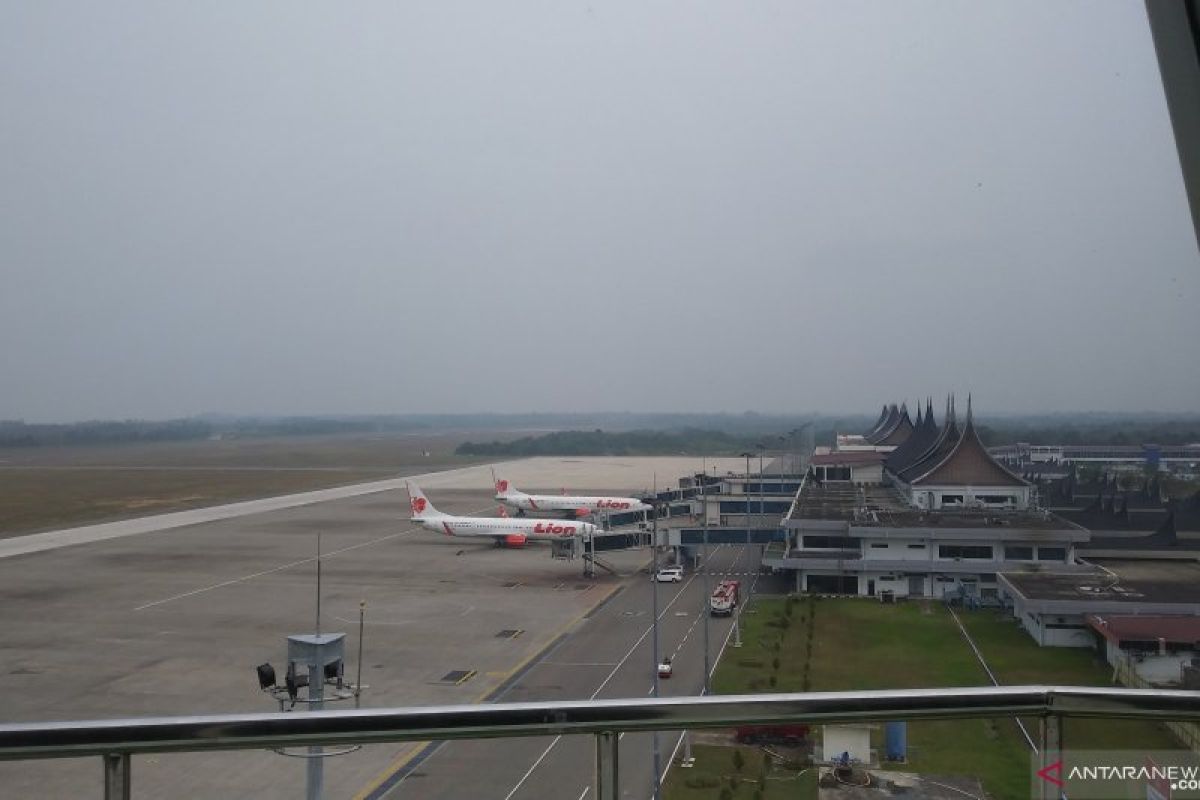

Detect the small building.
[
  {"left": 999, "top": 560, "right": 1200, "bottom": 647},
  {"left": 1087, "top": 614, "right": 1200, "bottom": 686},
  {"left": 809, "top": 451, "right": 885, "bottom": 485}
]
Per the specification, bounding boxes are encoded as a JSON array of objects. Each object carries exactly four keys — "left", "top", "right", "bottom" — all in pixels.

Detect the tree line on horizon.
[{"left": 2, "top": 413, "right": 1198, "bottom": 451}]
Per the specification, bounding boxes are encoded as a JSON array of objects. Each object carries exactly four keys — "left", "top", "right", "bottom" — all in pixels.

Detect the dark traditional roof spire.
[
  {"left": 909, "top": 397, "right": 1029, "bottom": 488},
  {"left": 885, "top": 394, "right": 941, "bottom": 474},
  {"left": 877, "top": 404, "right": 915, "bottom": 446},
  {"left": 864, "top": 404, "right": 890, "bottom": 439},
  {"left": 866, "top": 403, "right": 902, "bottom": 444},
  {"left": 895, "top": 394, "right": 958, "bottom": 481}
]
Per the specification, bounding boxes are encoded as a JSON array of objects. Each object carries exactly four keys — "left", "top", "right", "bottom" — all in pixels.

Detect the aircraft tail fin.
[
  {"left": 406, "top": 484, "right": 439, "bottom": 518},
  {"left": 494, "top": 474, "right": 516, "bottom": 496}
]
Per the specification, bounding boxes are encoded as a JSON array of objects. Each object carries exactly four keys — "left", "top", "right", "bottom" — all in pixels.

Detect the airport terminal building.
[{"left": 763, "top": 398, "right": 1090, "bottom": 599}]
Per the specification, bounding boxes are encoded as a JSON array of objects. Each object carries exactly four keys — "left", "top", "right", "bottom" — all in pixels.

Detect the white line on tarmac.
[
  {"left": 660, "top": 546, "right": 764, "bottom": 795},
  {"left": 503, "top": 567, "right": 703, "bottom": 800},
  {"left": 134, "top": 506, "right": 492, "bottom": 611},
  {"left": 577, "top": 786, "right": 589, "bottom": 800},
  {"left": 0, "top": 463, "right": 511, "bottom": 560}
]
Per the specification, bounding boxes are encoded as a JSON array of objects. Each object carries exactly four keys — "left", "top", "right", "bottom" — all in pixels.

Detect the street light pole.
[
  {"left": 758, "top": 445, "right": 765, "bottom": 557},
  {"left": 701, "top": 457, "right": 710, "bottom": 694},
  {"left": 650, "top": 481, "right": 661, "bottom": 800}
]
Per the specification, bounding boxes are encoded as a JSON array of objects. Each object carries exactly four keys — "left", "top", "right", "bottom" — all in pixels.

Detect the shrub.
[
  {"left": 732, "top": 749, "right": 745, "bottom": 773},
  {"left": 769, "top": 674, "right": 777, "bottom": 688},
  {"left": 772, "top": 656, "right": 780, "bottom": 670}
]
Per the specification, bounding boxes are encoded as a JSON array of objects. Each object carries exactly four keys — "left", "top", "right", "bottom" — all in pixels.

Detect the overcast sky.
[{"left": 2, "top": 1, "right": 1197, "bottom": 422}]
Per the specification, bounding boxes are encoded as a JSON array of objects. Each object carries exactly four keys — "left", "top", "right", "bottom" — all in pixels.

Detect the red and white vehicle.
[
  {"left": 710, "top": 580, "right": 740, "bottom": 616},
  {"left": 407, "top": 484, "right": 599, "bottom": 548},
  {"left": 493, "top": 476, "right": 652, "bottom": 518}
]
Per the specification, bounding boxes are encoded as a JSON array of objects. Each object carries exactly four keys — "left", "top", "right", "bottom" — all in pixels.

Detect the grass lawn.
[
  {"left": 663, "top": 744, "right": 816, "bottom": 800},
  {"left": 0, "top": 433, "right": 489, "bottom": 535},
  {"left": 959, "top": 609, "right": 1180, "bottom": 752},
  {"left": 670, "top": 597, "right": 1180, "bottom": 800}
]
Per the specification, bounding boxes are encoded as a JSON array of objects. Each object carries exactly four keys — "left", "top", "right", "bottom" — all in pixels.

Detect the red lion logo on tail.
[
  {"left": 496, "top": 480, "right": 509, "bottom": 493},
  {"left": 410, "top": 496, "right": 427, "bottom": 514}
]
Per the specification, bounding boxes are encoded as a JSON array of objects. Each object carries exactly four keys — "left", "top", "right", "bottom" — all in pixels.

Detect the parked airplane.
[
  {"left": 493, "top": 475, "right": 652, "bottom": 518},
  {"left": 407, "top": 484, "right": 600, "bottom": 548}
]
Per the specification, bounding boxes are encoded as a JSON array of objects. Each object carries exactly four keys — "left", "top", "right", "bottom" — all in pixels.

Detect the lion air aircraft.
[
  {"left": 493, "top": 476, "right": 652, "bottom": 518},
  {"left": 407, "top": 484, "right": 600, "bottom": 548}
]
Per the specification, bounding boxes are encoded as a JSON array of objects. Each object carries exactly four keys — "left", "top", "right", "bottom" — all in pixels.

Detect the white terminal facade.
[{"left": 764, "top": 398, "right": 1089, "bottom": 602}]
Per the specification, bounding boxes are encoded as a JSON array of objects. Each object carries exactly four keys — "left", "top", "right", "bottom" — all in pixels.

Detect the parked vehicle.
[
  {"left": 657, "top": 658, "right": 673, "bottom": 678},
  {"left": 655, "top": 565, "right": 683, "bottom": 582},
  {"left": 734, "top": 724, "right": 810, "bottom": 747}
]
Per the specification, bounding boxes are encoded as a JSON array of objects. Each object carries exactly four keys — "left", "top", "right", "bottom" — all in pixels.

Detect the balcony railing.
[{"left": 1, "top": 685, "right": 1198, "bottom": 800}]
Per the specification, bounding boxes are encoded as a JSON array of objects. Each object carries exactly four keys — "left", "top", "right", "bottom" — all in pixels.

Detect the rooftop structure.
[
  {"left": 883, "top": 399, "right": 940, "bottom": 476},
  {"left": 1086, "top": 614, "right": 1200, "bottom": 648},
  {"left": 769, "top": 395, "right": 1082, "bottom": 600},
  {"left": 890, "top": 396, "right": 1032, "bottom": 511},
  {"left": 867, "top": 403, "right": 914, "bottom": 447},
  {"left": 1000, "top": 560, "right": 1200, "bottom": 647}
]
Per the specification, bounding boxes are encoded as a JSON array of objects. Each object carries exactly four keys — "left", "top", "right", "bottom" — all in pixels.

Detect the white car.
[{"left": 655, "top": 566, "right": 683, "bottom": 583}]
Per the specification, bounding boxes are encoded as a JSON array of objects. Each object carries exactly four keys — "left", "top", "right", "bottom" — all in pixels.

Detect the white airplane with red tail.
[
  {"left": 493, "top": 475, "right": 652, "bottom": 518},
  {"left": 407, "top": 484, "right": 600, "bottom": 548}
]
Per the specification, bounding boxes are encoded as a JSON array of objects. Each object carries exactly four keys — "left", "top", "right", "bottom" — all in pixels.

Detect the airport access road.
[{"left": 365, "top": 542, "right": 767, "bottom": 800}]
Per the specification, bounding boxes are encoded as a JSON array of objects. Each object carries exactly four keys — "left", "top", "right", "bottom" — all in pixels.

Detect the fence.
[{"left": 2, "top": 686, "right": 1200, "bottom": 800}]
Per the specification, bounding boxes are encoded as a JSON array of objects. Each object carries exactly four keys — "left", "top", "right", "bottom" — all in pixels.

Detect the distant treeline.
[
  {"left": 3, "top": 412, "right": 1198, "bottom": 451},
  {"left": 0, "top": 419, "right": 212, "bottom": 448},
  {"left": 456, "top": 429, "right": 763, "bottom": 457}
]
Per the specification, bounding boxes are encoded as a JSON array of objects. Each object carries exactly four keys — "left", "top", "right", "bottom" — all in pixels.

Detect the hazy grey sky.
[{"left": 3, "top": 1, "right": 1197, "bottom": 421}]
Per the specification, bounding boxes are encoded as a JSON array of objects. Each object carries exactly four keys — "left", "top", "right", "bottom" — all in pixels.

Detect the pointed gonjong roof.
[
  {"left": 896, "top": 395, "right": 960, "bottom": 483},
  {"left": 865, "top": 404, "right": 900, "bottom": 443},
  {"left": 886, "top": 398, "right": 940, "bottom": 474},
  {"left": 863, "top": 404, "right": 890, "bottom": 439},
  {"left": 910, "top": 396, "right": 1030, "bottom": 488},
  {"left": 876, "top": 403, "right": 915, "bottom": 446}
]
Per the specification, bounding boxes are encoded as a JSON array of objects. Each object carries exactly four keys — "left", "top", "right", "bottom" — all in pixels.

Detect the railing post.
[
  {"left": 595, "top": 731, "right": 619, "bottom": 800},
  {"left": 1039, "top": 713, "right": 1063, "bottom": 800},
  {"left": 103, "top": 752, "right": 130, "bottom": 800}
]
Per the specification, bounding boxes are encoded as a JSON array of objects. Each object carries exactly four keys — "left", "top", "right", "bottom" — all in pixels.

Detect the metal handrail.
[{"left": 2, "top": 685, "right": 1198, "bottom": 761}]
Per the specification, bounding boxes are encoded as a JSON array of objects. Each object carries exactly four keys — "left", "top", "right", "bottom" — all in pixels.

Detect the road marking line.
[
  {"left": 503, "top": 737, "right": 561, "bottom": 800},
  {"left": 658, "top": 545, "right": 760, "bottom": 794},
  {"left": 577, "top": 786, "right": 589, "bottom": 800},
  {"left": 501, "top": 568, "right": 699, "bottom": 800}
]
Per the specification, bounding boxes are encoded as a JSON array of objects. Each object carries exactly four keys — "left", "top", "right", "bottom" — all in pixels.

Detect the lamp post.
[
  {"left": 701, "top": 456, "right": 711, "bottom": 694},
  {"left": 650, "top": 487, "right": 661, "bottom": 800},
  {"left": 756, "top": 443, "right": 766, "bottom": 557}
]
